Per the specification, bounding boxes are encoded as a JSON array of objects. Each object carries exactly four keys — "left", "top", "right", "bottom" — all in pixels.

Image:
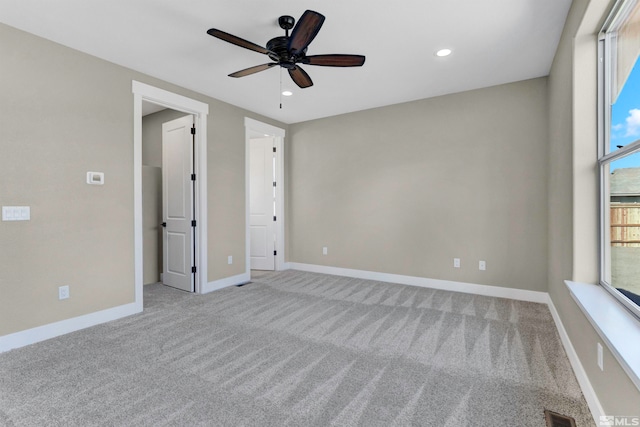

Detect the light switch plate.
[{"left": 2, "top": 206, "right": 30, "bottom": 221}]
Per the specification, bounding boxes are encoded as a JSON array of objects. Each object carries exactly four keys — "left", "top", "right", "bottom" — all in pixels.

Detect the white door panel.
[
  {"left": 162, "top": 115, "right": 194, "bottom": 292},
  {"left": 166, "top": 232, "right": 187, "bottom": 274},
  {"left": 250, "top": 227, "right": 268, "bottom": 257},
  {"left": 250, "top": 137, "right": 275, "bottom": 270}
]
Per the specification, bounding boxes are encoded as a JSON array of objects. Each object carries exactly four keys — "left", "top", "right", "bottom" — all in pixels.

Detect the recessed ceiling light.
[
  {"left": 436, "top": 48, "right": 452, "bottom": 57},
  {"left": 282, "top": 90, "right": 293, "bottom": 96}
]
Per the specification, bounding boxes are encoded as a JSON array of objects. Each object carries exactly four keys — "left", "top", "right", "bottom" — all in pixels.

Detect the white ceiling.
[{"left": 0, "top": 0, "right": 572, "bottom": 124}]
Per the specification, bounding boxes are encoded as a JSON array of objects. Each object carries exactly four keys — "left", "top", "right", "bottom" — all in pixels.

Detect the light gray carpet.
[{"left": 0, "top": 270, "right": 594, "bottom": 426}]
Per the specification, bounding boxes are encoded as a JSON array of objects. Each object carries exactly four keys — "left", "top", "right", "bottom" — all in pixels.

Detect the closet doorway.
[{"left": 133, "top": 81, "right": 208, "bottom": 304}]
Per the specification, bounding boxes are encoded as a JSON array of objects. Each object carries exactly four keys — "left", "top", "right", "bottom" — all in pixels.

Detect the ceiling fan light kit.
[{"left": 207, "top": 10, "right": 366, "bottom": 89}]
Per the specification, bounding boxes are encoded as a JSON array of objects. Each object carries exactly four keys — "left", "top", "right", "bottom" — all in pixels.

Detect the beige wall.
[
  {"left": 142, "top": 108, "right": 189, "bottom": 168},
  {"left": 0, "top": 22, "right": 286, "bottom": 336},
  {"left": 288, "top": 78, "right": 549, "bottom": 292},
  {"left": 548, "top": 0, "right": 640, "bottom": 414},
  {"left": 142, "top": 165, "right": 162, "bottom": 285},
  {"left": 0, "top": 24, "right": 135, "bottom": 335}
]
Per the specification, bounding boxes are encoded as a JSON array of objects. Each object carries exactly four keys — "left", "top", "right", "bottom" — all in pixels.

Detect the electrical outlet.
[
  {"left": 228, "top": 255, "right": 233, "bottom": 265},
  {"left": 322, "top": 247, "right": 328, "bottom": 255},
  {"left": 597, "top": 343, "right": 604, "bottom": 371},
  {"left": 479, "top": 260, "right": 486, "bottom": 271},
  {"left": 453, "top": 258, "right": 460, "bottom": 268},
  {"left": 58, "top": 285, "right": 70, "bottom": 300}
]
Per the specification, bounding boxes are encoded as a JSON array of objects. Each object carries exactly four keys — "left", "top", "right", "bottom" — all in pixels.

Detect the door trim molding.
[
  {"left": 132, "top": 81, "right": 209, "bottom": 300},
  {"left": 244, "top": 118, "right": 286, "bottom": 273}
]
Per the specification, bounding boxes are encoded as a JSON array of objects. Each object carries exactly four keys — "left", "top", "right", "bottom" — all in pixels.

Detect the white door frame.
[
  {"left": 244, "top": 118, "right": 285, "bottom": 273},
  {"left": 132, "top": 81, "right": 209, "bottom": 306}
]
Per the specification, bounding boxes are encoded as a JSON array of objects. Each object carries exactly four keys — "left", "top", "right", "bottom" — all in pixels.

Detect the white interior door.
[
  {"left": 162, "top": 115, "right": 194, "bottom": 291},
  {"left": 250, "top": 137, "right": 275, "bottom": 270}
]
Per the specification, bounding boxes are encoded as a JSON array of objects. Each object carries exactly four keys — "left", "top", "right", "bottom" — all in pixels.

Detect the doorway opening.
[
  {"left": 245, "top": 118, "right": 285, "bottom": 274},
  {"left": 133, "top": 81, "right": 209, "bottom": 307}
]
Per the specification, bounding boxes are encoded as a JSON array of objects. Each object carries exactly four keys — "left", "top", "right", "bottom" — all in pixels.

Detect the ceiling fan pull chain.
[{"left": 279, "top": 68, "right": 283, "bottom": 109}]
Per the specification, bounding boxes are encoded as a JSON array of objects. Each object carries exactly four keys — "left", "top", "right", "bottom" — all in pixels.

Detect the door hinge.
[
  {"left": 273, "top": 215, "right": 276, "bottom": 221},
  {"left": 273, "top": 147, "right": 276, "bottom": 153},
  {"left": 191, "top": 220, "right": 197, "bottom": 227},
  {"left": 273, "top": 181, "right": 276, "bottom": 187},
  {"left": 192, "top": 266, "right": 197, "bottom": 273},
  {"left": 191, "top": 126, "right": 196, "bottom": 135},
  {"left": 274, "top": 250, "right": 277, "bottom": 256},
  {"left": 191, "top": 173, "right": 196, "bottom": 181}
]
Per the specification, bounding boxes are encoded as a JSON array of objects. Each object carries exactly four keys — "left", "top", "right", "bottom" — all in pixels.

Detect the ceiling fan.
[{"left": 207, "top": 10, "right": 365, "bottom": 89}]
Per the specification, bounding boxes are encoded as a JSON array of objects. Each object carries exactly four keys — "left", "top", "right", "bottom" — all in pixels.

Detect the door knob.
[{"left": 161, "top": 222, "right": 167, "bottom": 227}]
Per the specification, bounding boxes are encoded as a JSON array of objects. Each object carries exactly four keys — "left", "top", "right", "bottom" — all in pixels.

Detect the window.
[{"left": 599, "top": 0, "right": 640, "bottom": 318}]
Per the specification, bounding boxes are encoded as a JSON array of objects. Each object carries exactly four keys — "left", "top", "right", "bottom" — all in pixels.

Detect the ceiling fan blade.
[
  {"left": 207, "top": 28, "right": 271, "bottom": 55},
  {"left": 303, "top": 54, "right": 366, "bottom": 67},
  {"left": 288, "top": 66, "right": 313, "bottom": 88},
  {"left": 229, "top": 63, "right": 278, "bottom": 78},
  {"left": 288, "top": 10, "right": 325, "bottom": 56}
]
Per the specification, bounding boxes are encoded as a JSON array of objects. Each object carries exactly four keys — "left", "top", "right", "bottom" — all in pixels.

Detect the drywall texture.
[
  {"left": 142, "top": 166, "right": 162, "bottom": 285},
  {"left": 548, "top": 0, "right": 640, "bottom": 415},
  {"left": 142, "top": 109, "right": 189, "bottom": 168},
  {"left": 0, "top": 22, "right": 286, "bottom": 337},
  {"left": 0, "top": 24, "right": 135, "bottom": 336},
  {"left": 288, "top": 78, "right": 549, "bottom": 292}
]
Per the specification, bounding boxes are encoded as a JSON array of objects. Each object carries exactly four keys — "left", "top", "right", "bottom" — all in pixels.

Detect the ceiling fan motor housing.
[{"left": 267, "top": 36, "right": 306, "bottom": 67}]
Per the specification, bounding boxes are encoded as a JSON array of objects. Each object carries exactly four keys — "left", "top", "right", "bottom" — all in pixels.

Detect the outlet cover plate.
[{"left": 58, "top": 285, "right": 70, "bottom": 300}]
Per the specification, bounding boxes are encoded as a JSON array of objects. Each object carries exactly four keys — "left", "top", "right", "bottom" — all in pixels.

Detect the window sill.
[{"left": 566, "top": 280, "right": 640, "bottom": 392}]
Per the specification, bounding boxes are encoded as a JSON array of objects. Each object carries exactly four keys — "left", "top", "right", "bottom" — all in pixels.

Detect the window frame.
[{"left": 598, "top": 0, "right": 640, "bottom": 320}]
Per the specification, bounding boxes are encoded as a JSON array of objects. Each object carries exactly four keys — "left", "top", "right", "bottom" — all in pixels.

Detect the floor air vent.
[{"left": 544, "top": 410, "right": 577, "bottom": 427}]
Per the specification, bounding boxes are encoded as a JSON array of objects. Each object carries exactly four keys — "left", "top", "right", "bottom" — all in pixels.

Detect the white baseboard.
[
  {"left": 201, "top": 272, "right": 250, "bottom": 294},
  {"left": 0, "top": 302, "right": 141, "bottom": 354},
  {"left": 288, "top": 262, "right": 548, "bottom": 303},
  {"left": 1, "top": 271, "right": 248, "bottom": 353},
  {"left": 547, "top": 295, "right": 604, "bottom": 421}
]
